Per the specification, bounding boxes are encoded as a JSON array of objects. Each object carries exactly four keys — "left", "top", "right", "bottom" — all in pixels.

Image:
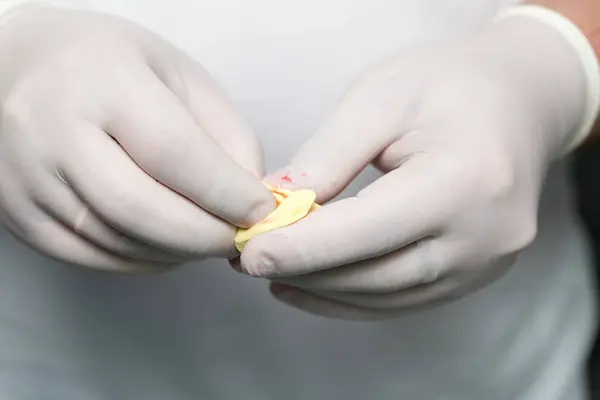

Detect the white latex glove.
[
  {"left": 0, "top": 6, "right": 275, "bottom": 273},
  {"left": 239, "top": 8, "right": 599, "bottom": 319}
]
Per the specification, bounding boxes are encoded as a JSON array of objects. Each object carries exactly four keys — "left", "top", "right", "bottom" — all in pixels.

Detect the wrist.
[
  {"left": 494, "top": 5, "right": 600, "bottom": 156},
  {"left": 528, "top": 1, "right": 600, "bottom": 60}
]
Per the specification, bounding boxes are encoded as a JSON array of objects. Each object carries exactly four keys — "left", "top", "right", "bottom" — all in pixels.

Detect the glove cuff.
[
  {"left": 0, "top": 0, "right": 88, "bottom": 26},
  {"left": 496, "top": 5, "right": 600, "bottom": 156}
]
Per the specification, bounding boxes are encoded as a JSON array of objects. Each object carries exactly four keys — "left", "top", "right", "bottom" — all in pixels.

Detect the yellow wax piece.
[{"left": 234, "top": 183, "right": 320, "bottom": 252}]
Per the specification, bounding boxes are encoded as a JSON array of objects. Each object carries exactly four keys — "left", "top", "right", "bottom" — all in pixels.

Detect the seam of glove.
[{"left": 495, "top": 5, "right": 600, "bottom": 156}]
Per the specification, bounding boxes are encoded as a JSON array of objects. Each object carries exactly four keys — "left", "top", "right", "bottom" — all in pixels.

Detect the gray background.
[{"left": 574, "top": 145, "right": 600, "bottom": 395}]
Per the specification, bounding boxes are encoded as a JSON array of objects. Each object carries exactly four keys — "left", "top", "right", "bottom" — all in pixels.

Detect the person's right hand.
[{"left": 0, "top": 6, "right": 275, "bottom": 273}]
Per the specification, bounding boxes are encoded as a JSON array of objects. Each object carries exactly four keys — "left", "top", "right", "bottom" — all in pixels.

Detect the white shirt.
[{"left": 0, "top": 1, "right": 595, "bottom": 399}]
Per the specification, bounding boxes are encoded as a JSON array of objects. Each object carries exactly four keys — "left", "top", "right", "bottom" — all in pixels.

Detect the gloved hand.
[
  {"left": 0, "top": 6, "right": 274, "bottom": 273},
  {"left": 239, "top": 9, "right": 597, "bottom": 319}
]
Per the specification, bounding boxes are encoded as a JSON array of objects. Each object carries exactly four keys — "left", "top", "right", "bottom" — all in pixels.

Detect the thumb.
[
  {"left": 149, "top": 43, "right": 266, "bottom": 178},
  {"left": 265, "top": 83, "right": 405, "bottom": 202}
]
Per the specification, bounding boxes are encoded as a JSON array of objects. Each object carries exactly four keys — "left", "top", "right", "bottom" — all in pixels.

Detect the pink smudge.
[{"left": 281, "top": 175, "right": 293, "bottom": 183}]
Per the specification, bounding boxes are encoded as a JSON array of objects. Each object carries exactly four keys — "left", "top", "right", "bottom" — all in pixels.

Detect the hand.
[
  {"left": 0, "top": 7, "right": 274, "bottom": 273},
  {"left": 239, "top": 15, "right": 589, "bottom": 319}
]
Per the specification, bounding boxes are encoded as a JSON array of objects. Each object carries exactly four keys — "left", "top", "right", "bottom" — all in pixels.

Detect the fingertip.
[
  {"left": 239, "top": 232, "right": 295, "bottom": 278},
  {"left": 239, "top": 248, "right": 276, "bottom": 277},
  {"left": 237, "top": 190, "right": 276, "bottom": 227}
]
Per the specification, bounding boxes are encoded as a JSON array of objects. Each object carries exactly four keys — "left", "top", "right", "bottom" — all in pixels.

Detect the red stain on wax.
[
  {"left": 271, "top": 188, "right": 289, "bottom": 206},
  {"left": 273, "top": 189, "right": 288, "bottom": 196},
  {"left": 281, "top": 175, "right": 293, "bottom": 183}
]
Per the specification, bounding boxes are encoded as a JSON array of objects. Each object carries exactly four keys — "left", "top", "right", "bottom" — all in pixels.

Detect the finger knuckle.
[
  {"left": 501, "top": 217, "right": 538, "bottom": 255},
  {"left": 2, "top": 88, "right": 33, "bottom": 132},
  {"left": 513, "top": 220, "right": 538, "bottom": 252},
  {"left": 476, "top": 153, "right": 517, "bottom": 201}
]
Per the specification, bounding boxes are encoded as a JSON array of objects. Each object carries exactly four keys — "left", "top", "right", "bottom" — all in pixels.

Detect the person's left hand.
[{"left": 236, "top": 14, "right": 593, "bottom": 319}]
